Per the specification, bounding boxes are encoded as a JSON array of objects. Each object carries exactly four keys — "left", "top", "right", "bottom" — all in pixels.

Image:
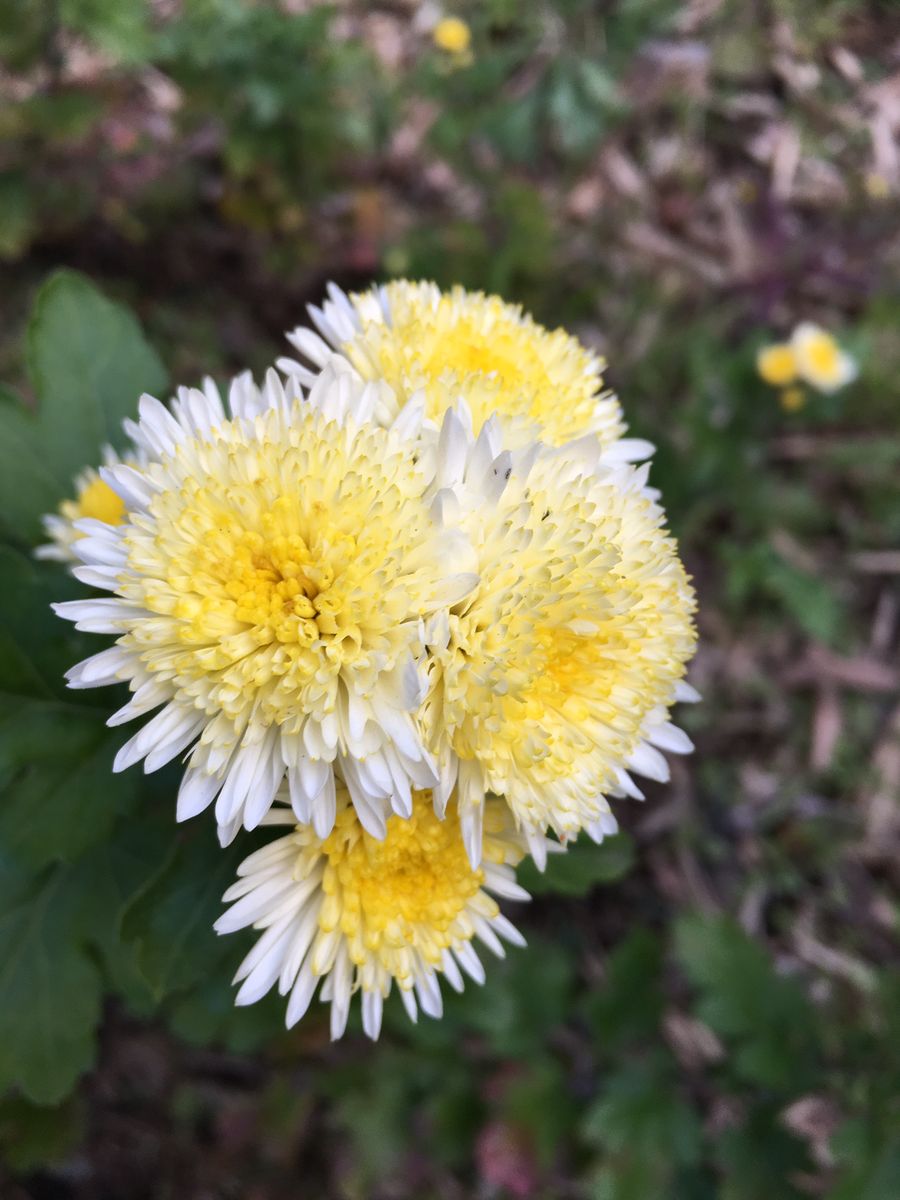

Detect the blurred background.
[{"left": 1, "top": 1, "right": 900, "bottom": 1197}]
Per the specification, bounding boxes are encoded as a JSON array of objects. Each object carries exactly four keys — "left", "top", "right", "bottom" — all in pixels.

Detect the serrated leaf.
[
  {"left": 518, "top": 832, "right": 635, "bottom": 897},
  {"left": 0, "top": 816, "right": 175, "bottom": 1103},
  {"left": 123, "top": 826, "right": 246, "bottom": 1000},
  {"left": 0, "top": 857, "right": 102, "bottom": 1103},
  {"left": 674, "top": 913, "right": 818, "bottom": 1089},
  {"left": 27, "top": 270, "right": 167, "bottom": 486},
  {"left": 0, "top": 547, "right": 137, "bottom": 867},
  {"left": 0, "top": 716, "right": 138, "bottom": 867},
  {"left": 0, "top": 270, "right": 166, "bottom": 544}
]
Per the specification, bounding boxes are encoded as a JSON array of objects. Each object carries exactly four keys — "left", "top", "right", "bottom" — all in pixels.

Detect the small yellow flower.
[
  {"left": 791, "top": 322, "right": 856, "bottom": 394},
  {"left": 779, "top": 386, "right": 806, "bottom": 412},
  {"left": 433, "top": 16, "right": 471, "bottom": 55},
  {"left": 757, "top": 343, "right": 798, "bottom": 387},
  {"left": 76, "top": 476, "right": 127, "bottom": 526},
  {"left": 36, "top": 448, "right": 132, "bottom": 563}
]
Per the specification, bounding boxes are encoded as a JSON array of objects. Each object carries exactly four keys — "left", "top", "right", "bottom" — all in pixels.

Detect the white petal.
[
  {"left": 286, "top": 963, "right": 320, "bottom": 1028},
  {"left": 361, "top": 989, "right": 384, "bottom": 1040},
  {"left": 177, "top": 767, "right": 222, "bottom": 821}
]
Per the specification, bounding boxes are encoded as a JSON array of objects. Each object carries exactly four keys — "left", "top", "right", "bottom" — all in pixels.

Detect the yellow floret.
[
  {"left": 433, "top": 17, "right": 471, "bottom": 54},
  {"left": 74, "top": 477, "right": 127, "bottom": 526},
  {"left": 343, "top": 280, "right": 624, "bottom": 448},
  {"left": 757, "top": 344, "right": 798, "bottom": 387}
]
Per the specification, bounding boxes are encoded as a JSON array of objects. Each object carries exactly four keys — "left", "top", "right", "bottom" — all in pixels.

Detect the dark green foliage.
[
  {"left": 0, "top": 272, "right": 167, "bottom": 543},
  {"left": 519, "top": 832, "right": 636, "bottom": 897},
  {"left": 675, "top": 913, "right": 819, "bottom": 1089},
  {"left": 157, "top": 1, "right": 383, "bottom": 194}
]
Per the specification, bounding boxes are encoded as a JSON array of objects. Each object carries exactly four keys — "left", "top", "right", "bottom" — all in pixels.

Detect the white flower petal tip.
[
  {"left": 285, "top": 279, "right": 626, "bottom": 450},
  {"left": 674, "top": 680, "right": 702, "bottom": 704},
  {"left": 216, "top": 789, "right": 549, "bottom": 1038}
]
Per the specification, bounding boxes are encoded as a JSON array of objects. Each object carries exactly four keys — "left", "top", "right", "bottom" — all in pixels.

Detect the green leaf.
[
  {"left": 0, "top": 714, "right": 138, "bottom": 867},
  {"left": 501, "top": 1058, "right": 579, "bottom": 1166},
  {"left": 60, "top": 0, "right": 153, "bottom": 62},
  {"left": 0, "top": 387, "right": 66, "bottom": 545},
  {"left": 0, "top": 857, "right": 102, "bottom": 1103},
  {"left": 674, "top": 914, "right": 819, "bottom": 1090},
  {"left": 0, "top": 1093, "right": 84, "bottom": 1172},
  {"left": 123, "top": 826, "right": 247, "bottom": 1000},
  {"left": 829, "top": 1131, "right": 900, "bottom": 1200},
  {"left": 518, "top": 831, "right": 635, "bottom": 897},
  {"left": 586, "top": 929, "right": 665, "bottom": 1050},
  {"left": 27, "top": 270, "right": 167, "bottom": 488},
  {"left": 0, "top": 172, "right": 34, "bottom": 259},
  {"left": 581, "top": 1053, "right": 703, "bottom": 1168},
  {"left": 0, "top": 547, "right": 137, "bottom": 867},
  {"left": 401, "top": 933, "right": 576, "bottom": 1058},
  {"left": 717, "top": 1104, "right": 810, "bottom": 1200},
  {"left": 0, "top": 270, "right": 167, "bottom": 544},
  {"left": 0, "top": 816, "right": 174, "bottom": 1103},
  {"left": 168, "top": 970, "right": 287, "bottom": 1054}
]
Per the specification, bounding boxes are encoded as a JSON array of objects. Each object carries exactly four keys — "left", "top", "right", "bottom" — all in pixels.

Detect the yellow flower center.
[
  {"left": 76, "top": 477, "right": 126, "bottom": 527},
  {"left": 430, "top": 462, "right": 697, "bottom": 837},
  {"left": 344, "top": 282, "right": 621, "bottom": 448},
  {"left": 210, "top": 507, "right": 350, "bottom": 646},
  {"left": 433, "top": 17, "right": 471, "bottom": 54},
  {"left": 804, "top": 332, "right": 841, "bottom": 378},
  {"left": 118, "top": 405, "right": 445, "bottom": 727},
  {"left": 318, "top": 795, "right": 488, "bottom": 968},
  {"left": 418, "top": 321, "right": 549, "bottom": 395}
]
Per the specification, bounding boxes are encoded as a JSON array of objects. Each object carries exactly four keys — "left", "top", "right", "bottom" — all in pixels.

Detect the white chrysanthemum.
[
  {"left": 36, "top": 445, "right": 134, "bottom": 563},
  {"left": 421, "top": 406, "right": 697, "bottom": 866},
  {"left": 279, "top": 279, "right": 651, "bottom": 462},
  {"left": 53, "top": 367, "right": 478, "bottom": 844},
  {"left": 791, "top": 322, "right": 857, "bottom": 393},
  {"left": 216, "top": 786, "right": 549, "bottom": 1039}
]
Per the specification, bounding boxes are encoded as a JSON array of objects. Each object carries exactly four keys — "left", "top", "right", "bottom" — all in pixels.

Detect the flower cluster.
[
  {"left": 757, "top": 322, "right": 857, "bottom": 411},
  {"left": 46, "top": 280, "right": 697, "bottom": 1038}
]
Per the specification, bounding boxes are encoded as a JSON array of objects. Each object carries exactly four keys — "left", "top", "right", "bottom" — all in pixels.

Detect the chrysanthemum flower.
[
  {"left": 280, "top": 280, "right": 648, "bottom": 459},
  {"left": 757, "top": 325, "right": 856, "bottom": 394},
  {"left": 421, "top": 407, "right": 697, "bottom": 865},
  {"left": 36, "top": 445, "right": 132, "bottom": 563},
  {"left": 756, "top": 343, "right": 798, "bottom": 388},
  {"left": 432, "top": 16, "right": 471, "bottom": 56},
  {"left": 53, "top": 366, "right": 477, "bottom": 843},
  {"left": 791, "top": 322, "right": 856, "bottom": 393},
  {"left": 216, "top": 786, "right": 547, "bottom": 1039}
]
